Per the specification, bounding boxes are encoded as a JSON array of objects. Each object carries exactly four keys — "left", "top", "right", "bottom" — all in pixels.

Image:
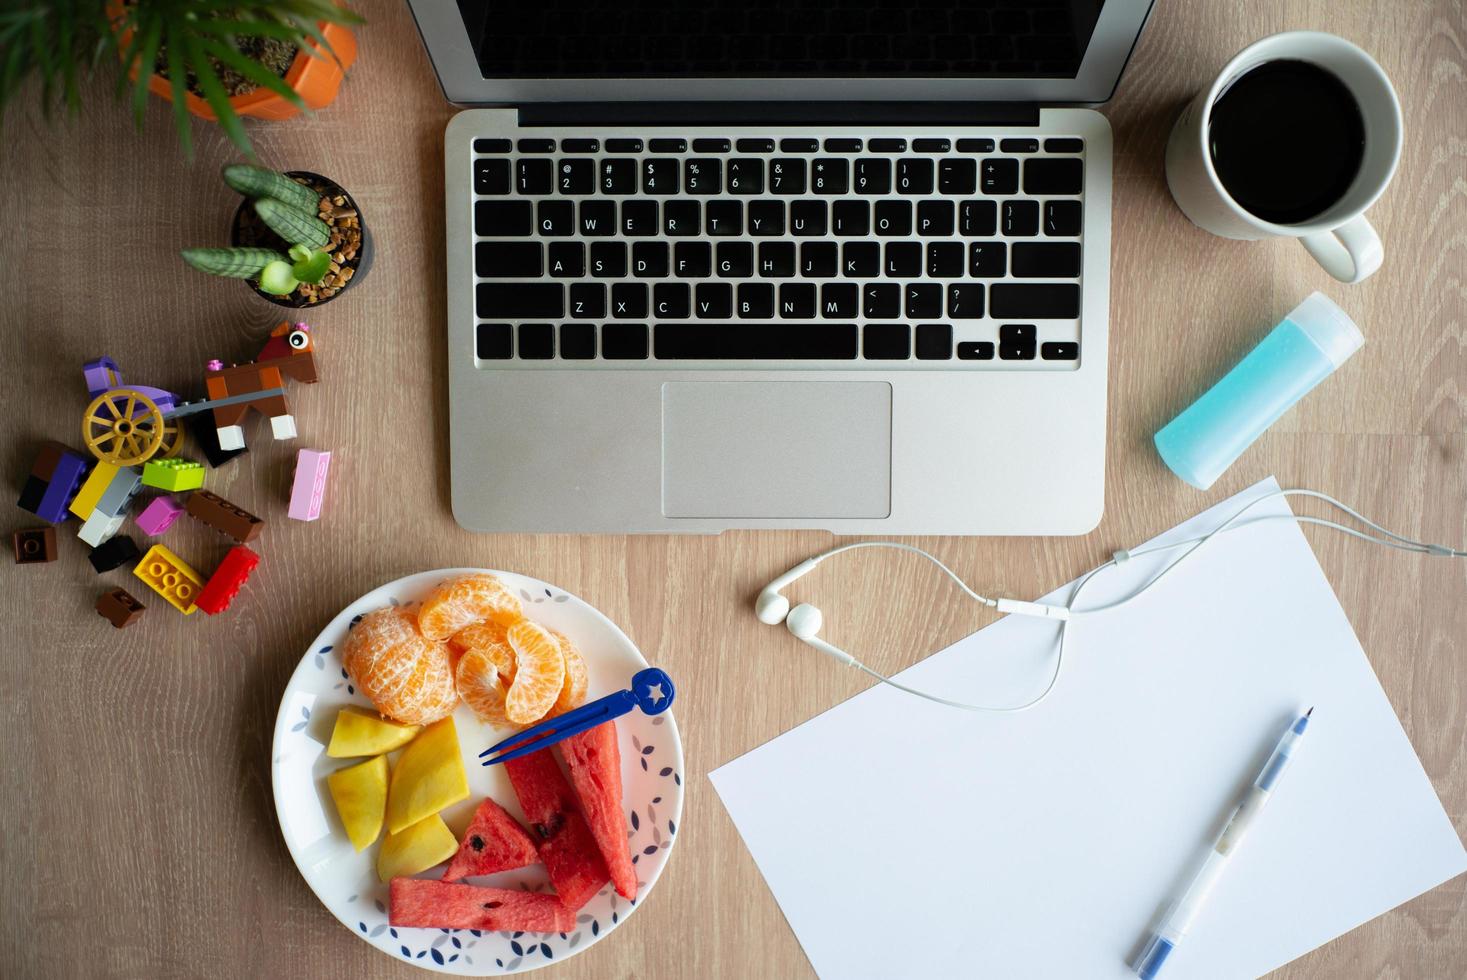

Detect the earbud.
[
  {"left": 784, "top": 602, "right": 823, "bottom": 639},
  {"left": 753, "top": 557, "right": 822, "bottom": 625}
]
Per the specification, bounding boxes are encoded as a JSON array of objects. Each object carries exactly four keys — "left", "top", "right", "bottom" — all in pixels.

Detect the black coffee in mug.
[{"left": 1207, "top": 59, "right": 1366, "bottom": 225}]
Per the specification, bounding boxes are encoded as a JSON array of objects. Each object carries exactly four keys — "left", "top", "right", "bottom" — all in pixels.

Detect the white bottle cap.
[{"left": 1287, "top": 292, "right": 1364, "bottom": 368}]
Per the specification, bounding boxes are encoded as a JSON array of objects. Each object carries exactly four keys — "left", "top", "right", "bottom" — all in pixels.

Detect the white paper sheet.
[{"left": 711, "top": 479, "right": 1466, "bottom": 979}]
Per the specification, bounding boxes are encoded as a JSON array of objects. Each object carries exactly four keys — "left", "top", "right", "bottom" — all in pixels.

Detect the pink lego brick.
[
  {"left": 287, "top": 449, "right": 331, "bottom": 521},
  {"left": 135, "top": 496, "right": 186, "bottom": 536}
]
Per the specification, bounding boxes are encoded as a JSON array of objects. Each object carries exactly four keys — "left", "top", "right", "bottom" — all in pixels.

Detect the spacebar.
[{"left": 654, "top": 324, "right": 858, "bottom": 359}]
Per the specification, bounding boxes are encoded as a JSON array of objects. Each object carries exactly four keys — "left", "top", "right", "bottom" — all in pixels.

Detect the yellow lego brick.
[
  {"left": 69, "top": 461, "right": 119, "bottom": 519},
  {"left": 133, "top": 543, "right": 204, "bottom": 614}
]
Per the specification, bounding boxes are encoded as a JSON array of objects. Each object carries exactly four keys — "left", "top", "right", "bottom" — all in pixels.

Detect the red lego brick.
[{"left": 195, "top": 545, "right": 261, "bottom": 615}]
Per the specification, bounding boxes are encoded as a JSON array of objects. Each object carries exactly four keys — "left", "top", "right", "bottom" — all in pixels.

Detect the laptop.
[{"left": 407, "top": 0, "right": 1155, "bottom": 533}]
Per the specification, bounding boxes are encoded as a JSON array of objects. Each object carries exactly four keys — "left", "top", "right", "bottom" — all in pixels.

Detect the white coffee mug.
[{"left": 1165, "top": 31, "right": 1402, "bottom": 284}]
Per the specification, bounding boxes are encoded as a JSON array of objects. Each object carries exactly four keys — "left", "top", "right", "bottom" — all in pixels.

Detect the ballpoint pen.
[{"left": 1135, "top": 707, "right": 1313, "bottom": 980}]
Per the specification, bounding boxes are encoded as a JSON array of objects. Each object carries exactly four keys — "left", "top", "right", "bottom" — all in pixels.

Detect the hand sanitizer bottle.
[{"left": 1155, "top": 293, "right": 1363, "bottom": 490}]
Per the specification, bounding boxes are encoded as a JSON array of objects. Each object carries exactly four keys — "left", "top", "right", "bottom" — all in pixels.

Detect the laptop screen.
[{"left": 455, "top": 1, "right": 1107, "bottom": 80}]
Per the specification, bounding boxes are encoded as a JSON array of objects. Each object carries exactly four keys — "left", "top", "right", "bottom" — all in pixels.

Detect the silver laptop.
[{"left": 408, "top": 0, "right": 1154, "bottom": 533}]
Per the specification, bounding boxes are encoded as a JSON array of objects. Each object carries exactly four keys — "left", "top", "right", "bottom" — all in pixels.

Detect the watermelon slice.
[
  {"left": 442, "top": 797, "right": 539, "bottom": 882},
  {"left": 389, "top": 877, "right": 574, "bottom": 932},
  {"left": 561, "top": 720, "right": 636, "bottom": 899},
  {"left": 504, "top": 747, "right": 609, "bottom": 911}
]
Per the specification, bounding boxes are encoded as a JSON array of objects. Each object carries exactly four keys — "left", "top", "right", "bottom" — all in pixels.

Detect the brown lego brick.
[
  {"left": 31, "top": 442, "right": 65, "bottom": 481},
  {"left": 13, "top": 527, "right": 58, "bottom": 564},
  {"left": 185, "top": 489, "right": 264, "bottom": 543},
  {"left": 96, "top": 587, "right": 146, "bottom": 628}
]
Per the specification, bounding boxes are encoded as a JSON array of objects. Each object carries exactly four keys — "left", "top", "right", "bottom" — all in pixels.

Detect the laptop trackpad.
[{"left": 662, "top": 381, "right": 892, "bottom": 519}]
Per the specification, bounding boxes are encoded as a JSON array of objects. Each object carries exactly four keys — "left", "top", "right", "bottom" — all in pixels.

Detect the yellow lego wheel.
[
  {"left": 157, "top": 417, "right": 185, "bottom": 459},
  {"left": 83, "top": 389, "right": 165, "bottom": 466}
]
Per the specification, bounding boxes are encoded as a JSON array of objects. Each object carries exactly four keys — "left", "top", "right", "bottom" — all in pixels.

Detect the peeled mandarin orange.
[
  {"left": 455, "top": 647, "right": 515, "bottom": 728},
  {"left": 504, "top": 620, "right": 566, "bottom": 724},
  {"left": 451, "top": 620, "right": 517, "bottom": 683},
  {"left": 417, "top": 574, "right": 524, "bottom": 642},
  {"left": 342, "top": 607, "right": 459, "bottom": 726},
  {"left": 548, "top": 629, "right": 589, "bottom": 717}
]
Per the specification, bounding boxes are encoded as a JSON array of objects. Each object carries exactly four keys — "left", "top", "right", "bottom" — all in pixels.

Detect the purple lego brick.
[
  {"left": 25, "top": 450, "right": 90, "bottom": 524},
  {"left": 287, "top": 449, "right": 331, "bottom": 521},
  {"left": 83, "top": 357, "right": 123, "bottom": 398},
  {"left": 135, "top": 495, "right": 186, "bottom": 536}
]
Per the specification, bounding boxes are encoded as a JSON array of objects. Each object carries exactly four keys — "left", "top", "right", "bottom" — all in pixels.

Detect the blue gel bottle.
[{"left": 1155, "top": 293, "right": 1363, "bottom": 490}]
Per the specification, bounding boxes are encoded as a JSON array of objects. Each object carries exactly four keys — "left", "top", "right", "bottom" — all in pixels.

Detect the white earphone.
[{"left": 755, "top": 489, "right": 1465, "bottom": 713}]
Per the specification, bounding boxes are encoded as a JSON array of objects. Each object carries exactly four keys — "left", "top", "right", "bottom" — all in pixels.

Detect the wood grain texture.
[{"left": 1, "top": 0, "right": 1464, "bottom": 976}]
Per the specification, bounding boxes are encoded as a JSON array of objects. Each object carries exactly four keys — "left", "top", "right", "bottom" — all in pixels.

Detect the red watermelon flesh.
[
  {"left": 561, "top": 721, "right": 637, "bottom": 899},
  {"left": 389, "top": 877, "right": 574, "bottom": 932},
  {"left": 504, "top": 747, "right": 609, "bottom": 911},
  {"left": 442, "top": 798, "right": 539, "bottom": 882}
]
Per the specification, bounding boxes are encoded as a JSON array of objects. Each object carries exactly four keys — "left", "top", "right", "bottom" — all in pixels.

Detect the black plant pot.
[{"left": 229, "top": 170, "right": 373, "bottom": 309}]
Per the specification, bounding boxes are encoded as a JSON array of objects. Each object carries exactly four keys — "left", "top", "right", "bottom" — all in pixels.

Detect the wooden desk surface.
[{"left": 3, "top": 1, "right": 1463, "bottom": 976}]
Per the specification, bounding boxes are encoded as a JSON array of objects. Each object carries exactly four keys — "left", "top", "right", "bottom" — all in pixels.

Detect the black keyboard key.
[
  {"left": 960, "top": 200, "right": 997, "bottom": 236},
  {"left": 969, "top": 241, "right": 1007, "bottom": 277},
  {"left": 605, "top": 138, "right": 643, "bottom": 153},
  {"left": 603, "top": 323, "right": 649, "bottom": 359},
  {"left": 649, "top": 138, "right": 687, "bottom": 153},
  {"left": 547, "top": 242, "right": 584, "bottom": 277},
  {"left": 843, "top": 242, "right": 879, "bottom": 277},
  {"left": 927, "top": 242, "right": 964, "bottom": 278},
  {"left": 538, "top": 200, "right": 574, "bottom": 236},
  {"left": 897, "top": 158, "right": 935, "bottom": 194},
  {"left": 695, "top": 283, "right": 732, "bottom": 318},
  {"left": 684, "top": 158, "right": 721, "bottom": 194},
  {"left": 1000, "top": 323, "right": 1036, "bottom": 360},
  {"left": 956, "top": 138, "right": 995, "bottom": 153},
  {"left": 1044, "top": 138, "right": 1084, "bottom": 153},
  {"left": 781, "top": 138, "right": 819, "bottom": 152},
  {"left": 812, "top": 159, "right": 849, "bottom": 194},
  {"left": 1001, "top": 138, "right": 1039, "bottom": 153},
  {"left": 706, "top": 201, "right": 743, "bottom": 235},
  {"left": 675, "top": 242, "right": 712, "bottom": 277},
  {"left": 826, "top": 200, "right": 864, "bottom": 237},
  {"left": 736, "top": 138, "right": 775, "bottom": 153},
  {"left": 579, "top": 201, "right": 615, "bottom": 236},
  {"left": 854, "top": 158, "right": 891, "bottom": 194},
  {"left": 957, "top": 341, "right": 995, "bottom": 360},
  {"left": 621, "top": 201, "right": 658, "bottom": 235},
  {"left": 874, "top": 200, "right": 912, "bottom": 236},
  {"left": 769, "top": 158, "right": 807, "bottom": 194},
  {"left": 905, "top": 283, "right": 941, "bottom": 318},
  {"left": 801, "top": 242, "right": 838, "bottom": 277},
  {"left": 863, "top": 324, "right": 910, "bottom": 359},
  {"left": 560, "top": 138, "right": 598, "bottom": 153},
  {"left": 633, "top": 241, "right": 670, "bottom": 278},
  {"left": 981, "top": 158, "right": 1019, "bottom": 194},
  {"left": 726, "top": 159, "right": 763, "bottom": 194},
  {"left": 477, "top": 201, "right": 533, "bottom": 236},
  {"left": 1002, "top": 200, "right": 1040, "bottom": 236},
  {"left": 749, "top": 201, "right": 785, "bottom": 236},
  {"left": 612, "top": 282, "right": 648, "bottom": 318},
  {"left": 601, "top": 158, "right": 637, "bottom": 194},
  {"left": 518, "top": 323, "right": 554, "bottom": 359},
  {"left": 654, "top": 282, "right": 690, "bottom": 319},
  {"left": 1042, "top": 341, "right": 1080, "bottom": 360},
  {"left": 990, "top": 283, "right": 1080, "bottom": 318},
  {"left": 790, "top": 200, "right": 828, "bottom": 236},
  {"left": 1045, "top": 200, "right": 1083, "bottom": 236},
  {"left": 947, "top": 284, "right": 984, "bottom": 319},
  {"left": 693, "top": 138, "right": 731, "bottom": 153},
  {"left": 822, "top": 283, "right": 858, "bottom": 317},
  {"left": 655, "top": 323, "right": 858, "bottom": 359},
  {"left": 863, "top": 283, "right": 900, "bottom": 319},
  {"left": 474, "top": 138, "right": 511, "bottom": 153},
  {"left": 915, "top": 323, "right": 952, "bottom": 360},
  {"left": 717, "top": 242, "right": 753, "bottom": 278},
  {"left": 823, "top": 138, "right": 862, "bottom": 152},
  {"left": 477, "top": 283, "right": 563, "bottom": 318},
  {"left": 569, "top": 283, "right": 604, "bottom": 318},
  {"left": 938, "top": 159, "right": 977, "bottom": 195},
  {"left": 885, "top": 243, "right": 921, "bottom": 278},
  {"left": 517, "top": 158, "right": 553, "bottom": 195},
  {"left": 868, "top": 138, "right": 906, "bottom": 153},
  {"left": 517, "top": 138, "right": 554, "bottom": 153},
  {"left": 560, "top": 323, "right": 596, "bottom": 359},
  {"left": 780, "top": 283, "right": 816, "bottom": 318},
  {"left": 474, "top": 159, "right": 510, "bottom": 195},
  {"left": 917, "top": 200, "right": 954, "bottom": 236},
  {"left": 738, "top": 283, "right": 774, "bottom": 318},
  {"left": 759, "top": 242, "right": 796, "bottom": 277},
  {"left": 663, "top": 200, "right": 701, "bottom": 236},
  {"left": 1024, "top": 158, "right": 1084, "bottom": 195},
  {"left": 1012, "top": 242, "right": 1081, "bottom": 278},
  {"left": 591, "top": 242, "right": 626, "bottom": 277},
  {"left": 476, "top": 242, "right": 541, "bottom": 278},
  {"left": 476, "top": 323, "right": 512, "bottom": 359},
  {"left": 913, "top": 138, "right": 951, "bottom": 153},
  {"left": 643, "top": 159, "right": 678, "bottom": 194}
]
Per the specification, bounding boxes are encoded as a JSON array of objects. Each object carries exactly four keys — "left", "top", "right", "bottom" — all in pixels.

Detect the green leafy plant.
[{"left": 0, "top": 0, "right": 362, "bottom": 160}]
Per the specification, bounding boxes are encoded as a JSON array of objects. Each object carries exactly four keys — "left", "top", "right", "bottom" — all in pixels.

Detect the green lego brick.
[{"left": 141, "top": 458, "right": 205, "bottom": 492}]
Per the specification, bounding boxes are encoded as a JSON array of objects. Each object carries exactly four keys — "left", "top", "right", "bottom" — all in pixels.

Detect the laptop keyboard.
[{"left": 468, "top": 131, "right": 1085, "bottom": 368}]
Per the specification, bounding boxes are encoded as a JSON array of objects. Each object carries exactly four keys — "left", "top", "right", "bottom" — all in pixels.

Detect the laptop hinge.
[{"left": 518, "top": 102, "right": 1041, "bottom": 128}]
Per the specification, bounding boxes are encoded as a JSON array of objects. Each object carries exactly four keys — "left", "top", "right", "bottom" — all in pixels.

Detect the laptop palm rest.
[{"left": 661, "top": 381, "right": 892, "bottom": 519}]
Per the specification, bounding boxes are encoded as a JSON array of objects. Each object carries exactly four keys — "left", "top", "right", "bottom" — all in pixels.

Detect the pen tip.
[{"left": 1306, "top": 706, "right": 1314, "bottom": 717}]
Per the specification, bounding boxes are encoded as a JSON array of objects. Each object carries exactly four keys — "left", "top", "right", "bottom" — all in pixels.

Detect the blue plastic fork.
[{"left": 479, "top": 667, "right": 675, "bottom": 766}]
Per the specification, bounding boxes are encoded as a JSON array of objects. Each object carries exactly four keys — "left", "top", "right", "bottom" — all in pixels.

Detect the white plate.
[{"left": 271, "top": 569, "right": 684, "bottom": 975}]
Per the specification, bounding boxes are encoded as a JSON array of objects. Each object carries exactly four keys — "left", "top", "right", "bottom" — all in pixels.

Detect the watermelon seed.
[
  {"left": 470, "top": 835, "right": 486, "bottom": 852},
  {"left": 481, "top": 902, "right": 502, "bottom": 910}
]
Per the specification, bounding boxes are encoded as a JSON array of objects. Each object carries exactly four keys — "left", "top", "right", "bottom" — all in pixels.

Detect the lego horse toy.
[{"left": 82, "top": 322, "right": 318, "bottom": 466}]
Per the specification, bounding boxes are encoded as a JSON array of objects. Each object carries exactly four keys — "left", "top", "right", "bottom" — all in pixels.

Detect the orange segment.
[
  {"left": 418, "top": 574, "right": 524, "bottom": 641},
  {"left": 504, "top": 621, "right": 565, "bottom": 724},
  {"left": 549, "top": 629, "right": 589, "bottom": 717},
  {"left": 455, "top": 647, "right": 514, "bottom": 729},
  {"left": 451, "top": 620, "right": 516, "bottom": 683},
  {"left": 342, "top": 607, "right": 459, "bottom": 726}
]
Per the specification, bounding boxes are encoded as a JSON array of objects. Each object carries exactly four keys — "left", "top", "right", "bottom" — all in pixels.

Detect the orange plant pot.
[{"left": 145, "top": 22, "right": 357, "bottom": 122}]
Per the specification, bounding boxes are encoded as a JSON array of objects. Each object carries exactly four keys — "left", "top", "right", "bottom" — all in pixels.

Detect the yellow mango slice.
[
  {"left": 326, "top": 755, "right": 388, "bottom": 851},
  {"left": 326, "top": 707, "right": 421, "bottom": 758},
  {"left": 377, "top": 813, "right": 458, "bottom": 882},
  {"left": 385, "top": 716, "right": 469, "bottom": 834}
]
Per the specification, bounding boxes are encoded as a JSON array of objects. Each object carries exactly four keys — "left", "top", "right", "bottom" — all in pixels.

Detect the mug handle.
[{"left": 1300, "top": 215, "right": 1383, "bottom": 284}]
